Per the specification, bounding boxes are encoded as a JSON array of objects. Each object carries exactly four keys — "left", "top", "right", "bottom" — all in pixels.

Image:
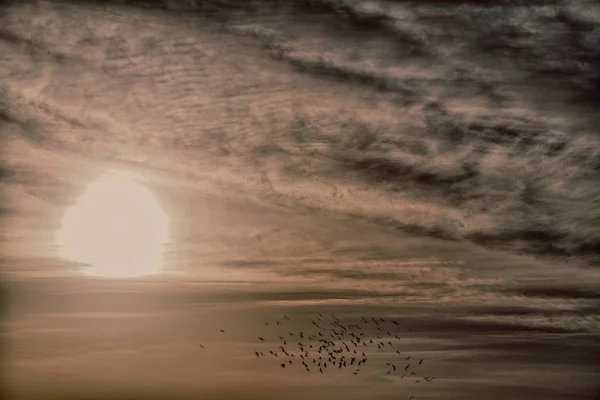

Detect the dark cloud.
[
  {"left": 467, "top": 304, "right": 600, "bottom": 318},
  {"left": 280, "top": 267, "right": 402, "bottom": 281},
  {"left": 437, "top": 334, "right": 600, "bottom": 366},
  {"left": 400, "top": 317, "right": 582, "bottom": 335},
  {"left": 503, "top": 285, "right": 600, "bottom": 300}
]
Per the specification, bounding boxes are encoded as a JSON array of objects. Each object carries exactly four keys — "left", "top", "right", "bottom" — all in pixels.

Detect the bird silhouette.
[{"left": 236, "top": 312, "right": 432, "bottom": 381}]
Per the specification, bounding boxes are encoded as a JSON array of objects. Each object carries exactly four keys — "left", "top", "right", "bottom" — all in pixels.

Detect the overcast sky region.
[{"left": 1, "top": 0, "right": 599, "bottom": 399}]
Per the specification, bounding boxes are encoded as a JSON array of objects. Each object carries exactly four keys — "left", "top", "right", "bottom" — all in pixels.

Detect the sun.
[{"left": 55, "top": 171, "right": 170, "bottom": 278}]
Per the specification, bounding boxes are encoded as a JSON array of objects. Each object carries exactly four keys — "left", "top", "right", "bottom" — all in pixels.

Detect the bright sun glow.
[{"left": 56, "top": 171, "right": 169, "bottom": 278}]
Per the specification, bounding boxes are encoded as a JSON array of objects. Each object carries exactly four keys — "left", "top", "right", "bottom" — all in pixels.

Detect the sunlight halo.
[{"left": 55, "top": 171, "right": 170, "bottom": 278}]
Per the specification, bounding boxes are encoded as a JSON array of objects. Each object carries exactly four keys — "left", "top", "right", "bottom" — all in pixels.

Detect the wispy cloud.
[{"left": 2, "top": 1, "right": 599, "bottom": 399}]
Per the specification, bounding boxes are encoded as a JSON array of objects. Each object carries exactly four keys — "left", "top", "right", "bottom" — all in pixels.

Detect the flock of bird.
[{"left": 199, "top": 313, "right": 438, "bottom": 399}]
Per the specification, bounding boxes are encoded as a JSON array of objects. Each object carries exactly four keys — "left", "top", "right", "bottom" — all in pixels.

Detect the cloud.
[
  {"left": 1, "top": 2, "right": 599, "bottom": 400},
  {"left": 502, "top": 285, "right": 600, "bottom": 300}
]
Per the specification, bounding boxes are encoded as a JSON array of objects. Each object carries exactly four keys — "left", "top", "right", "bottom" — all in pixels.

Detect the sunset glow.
[{"left": 55, "top": 171, "right": 169, "bottom": 278}]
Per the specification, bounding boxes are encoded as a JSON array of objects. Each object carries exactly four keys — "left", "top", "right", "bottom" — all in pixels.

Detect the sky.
[{"left": 1, "top": 1, "right": 599, "bottom": 399}]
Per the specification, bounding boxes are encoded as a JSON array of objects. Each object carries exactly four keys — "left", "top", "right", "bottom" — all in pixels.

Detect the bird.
[
  {"left": 199, "top": 344, "right": 206, "bottom": 349},
  {"left": 239, "top": 312, "right": 434, "bottom": 379},
  {"left": 220, "top": 329, "right": 225, "bottom": 333}
]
